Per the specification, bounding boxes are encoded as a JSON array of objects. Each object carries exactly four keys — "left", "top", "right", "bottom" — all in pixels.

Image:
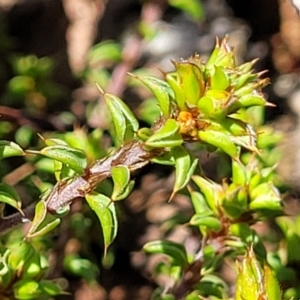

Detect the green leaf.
[
  {"left": 8, "top": 242, "right": 34, "bottom": 270},
  {"left": 170, "top": 146, "right": 198, "bottom": 199},
  {"left": 132, "top": 75, "right": 172, "bottom": 117},
  {"left": 192, "top": 175, "right": 223, "bottom": 213},
  {"left": 39, "top": 280, "right": 63, "bottom": 296},
  {"left": 223, "top": 185, "right": 248, "bottom": 219},
  {"left": 197, "top": 96, "right": 214, "bottom": 116},
  {"left": 85, "top": 193, "right": 118, "bottom": 255},
  {"left": 0, "top": 248, "right": 13, "bottom": 289},
  {"left": 210, "top": 66, "right": 229, "bottom": 90},
  {"left": 264, "top": 264, "right": 282, "bottom": 299},
  {"left": 0, "top": 183, "right": 23, "bottom": 214},
  {"left": 13, "top": 279, "right": 42, "bottom": 300},
  {"left": 9, "top": 76, "right": 35, "bottom": 95},
  {"left": 143, "top": 240, "right": 188, "bottom": 267},
  {"left": 190, "top": 213, "right": 222, "bottom": 231},
  {"left": 150, "top": 151, "right": 176, "bottom": 166},
  {"left": 63, "top": 253, "right": 100, "bottom": 282},
  {"left": 198, "top": 130, "right": 239, "bottom": 160},
  {"left": 174, "top": 60, "right": 204, "bottom": 105},
  {"left": 168, "top": 0, "right": 204, "bottom": 20},
  {"left": 105, "top": 93, "right": 139, "bottom": 142},
  {"left": 207, "top": 37, "right": 235, "bottom": 69},
  {"left": 190, "top": 191, "right": 212, "bottom": 214},
  {"left": 229, "top": 223, "right": 253, "bottom": 242},
  {"left": 250, "top": 182, "right": 279, "bottom": 201},
  {"left": 0, "top": 248, "right": 10, "bottom": 276},
  {"left": 40, "top": 145, "right": 87, "bottom": 174},
  {"left": 137, "top": 127, "right": 152, "bottom": 142},
  {"left": 105, "top": 97, "right": 126, "bottom": 141},
  {"left": 25, "top": 201, "right": 61, "bottom": 239},
  {"left": 145, "top": 119, "right": 183, "bottom": 148},
  {"left": 235, "top": 248, "right": 262, "bottom": 300},
  {"left": 231, "top": 160, "right": 248, "bottom": 185},
  {"left": 230, "top": 93, "right": 267, "bottom": 114},
  {"left": 235, "top": 247, "right": 280, "bottom": 300},
  {"left": 0, "top": 141, "right": 24, "bottom": 160},
  {"left": 111, "top": 165, "right": 134, "bottom": 201},
  {"left": 88, "top": 40, "right": 122, "bottom": 65},
  {"left": 37, "top": 134, "right": 68, "bottom": 146},
  {"left": 249, "top": 195, "right": 282, "bottom": 211},
  {"left": 137, "top": 98, "right": 161, "bottom": 125},
  {"left": 21, "top": 252, "right": 42, "bottom": 279},
  {"left": 166, "top": 72, "right": 186, "bottom": 110}
]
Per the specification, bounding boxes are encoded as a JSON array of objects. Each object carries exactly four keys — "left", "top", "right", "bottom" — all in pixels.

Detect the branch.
[
  {"left": 0, "top": 140, "right": 161, "bottom": 234},
  {"left": 0, "top": 203, "right": 35, "bottom": 235}
]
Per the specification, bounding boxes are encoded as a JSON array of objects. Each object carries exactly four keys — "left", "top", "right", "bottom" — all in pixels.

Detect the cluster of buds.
[{"left": 135, "top": 37, "right": 271, "bottom": 160}]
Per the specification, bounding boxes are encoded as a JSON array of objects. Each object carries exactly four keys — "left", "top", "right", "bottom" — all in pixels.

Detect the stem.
[
  {"left": 0, "top": 203, "right": 35, "bottom": 235},
  {"left": 0, "top": 140, "right": 162, "bottom": 234}
]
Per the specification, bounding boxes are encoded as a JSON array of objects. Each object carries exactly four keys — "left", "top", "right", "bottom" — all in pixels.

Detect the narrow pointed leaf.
[
  {"left": 150, "top": 151, "right": 176, "bottom": 166},
  {"left": 27, "top": 218, "right": 61, "bottom": 240},
  {"left": 0, "top": 141, "right": 24, "bottom": 160},
  {"left": 39, "top": 280, "right": 64, "bottom": 296},
  {"left": 132, "top": 75, "right": 172, "bottom": 117},
  {"left": 206, "top": 39, "right": 220, "bottom": 68},
  {"left": 111, "top": 165, "right": 135, "bottom": 201},
  {"left": 174, "top": 61, "right": 204, "bottom": 105},
  {"left": 190, "top": 214, "right": 222, "bottom": 231},
  {"left": 263, "top": 264, "right": 281, "bottom": 299},
  {"left": 198, "top": 130, "right": 239, "bottom": 160},
  {"left": 105, "top": 93, "right": 139, "bottom": 142},
  {"left": 0, "top": 183, "right": 23, "bottom": 214},
  {"left": 231, "top": 160, "right": 247, "bottom": 185},
  {"left": 190, "top": 191, "right": 212, "bottom": 214},
  {"left": 166, "top": 72, "right": 187, "bottom": 110},
  {"left": 146, "top": 119, "right": 183, "bottom": 148},
  {"left": 105, "top": 97, "right": 127, "bottom": 142},
  {"left": 192, "top": 175, "right": 222, "bottom": 213},
  {"left": 197, "top": 96, "right": 214, "bottom": 116},
  {"left": 26, "top": 201, "right": 49, "bottom": 239},
  {"left": 170, "top": 146, "right": 198, "bottom": 199},
  {"left": 85, "top": 193, "right": 118, "bottom": 254},
  {"left": 143, "top": 240, "right": 188, "bottom": 267},
  {"left": 40, "top": 145, "right": 87, "bottom": 174},
  {"left": 235, "top": 247, "right": 265, "bottom": 300},
  {"left": 210, "top": 66, "right": 229, "bottom": 90},
  {"left": 238, "top": 93, "right": 267, "bottom": 107}
]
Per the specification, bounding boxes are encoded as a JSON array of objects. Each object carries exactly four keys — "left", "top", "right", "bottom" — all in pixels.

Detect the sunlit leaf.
[
  {"left": 85, "top": 193, "right": 118, "bottom": 255},
  {"left": 105, "top": 93, "right": 139, "bottom": 142},
  {"left": 0, "top": 141, "right": 24, "bottom": 160},
  {"left": 190, "top": 214, "right": 222, "bottom": 231},
  {"left": 39, "top": 145, "right": 87, "bottom": 174},
  {"left": 170, "top": 146, "right": 198, "bottom": 199},
  {"left": 25, "top": 201, "right": 61, "bottom": 239},
  {"left": 132, "top": 75, "right": 173, "bottom": 117},
  {"left": 111, "top": 165, "right": 134, "bottom": 201},
  {"left": 145, "top": 119, "right": 183, "bottom": 148},
  {"left": 0, "top": 183, "right": 23, "bottom": 214}
]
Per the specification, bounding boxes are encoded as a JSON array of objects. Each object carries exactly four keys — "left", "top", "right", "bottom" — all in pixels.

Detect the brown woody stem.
[{"left": 0, "top": 140, "right": 161, "bottom": 234}]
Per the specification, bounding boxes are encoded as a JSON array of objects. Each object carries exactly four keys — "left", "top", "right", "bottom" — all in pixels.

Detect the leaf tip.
[{"left": 95, "top": 83, "right": 105, "bottom": 95}]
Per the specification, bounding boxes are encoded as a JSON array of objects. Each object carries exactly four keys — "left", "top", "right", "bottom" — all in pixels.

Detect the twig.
[
  {"left": 0, "top": 140, "right": 162, "bottom": 234},
  {"left": 0, "top": 203, "right": 35, "bottom": 235}
]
